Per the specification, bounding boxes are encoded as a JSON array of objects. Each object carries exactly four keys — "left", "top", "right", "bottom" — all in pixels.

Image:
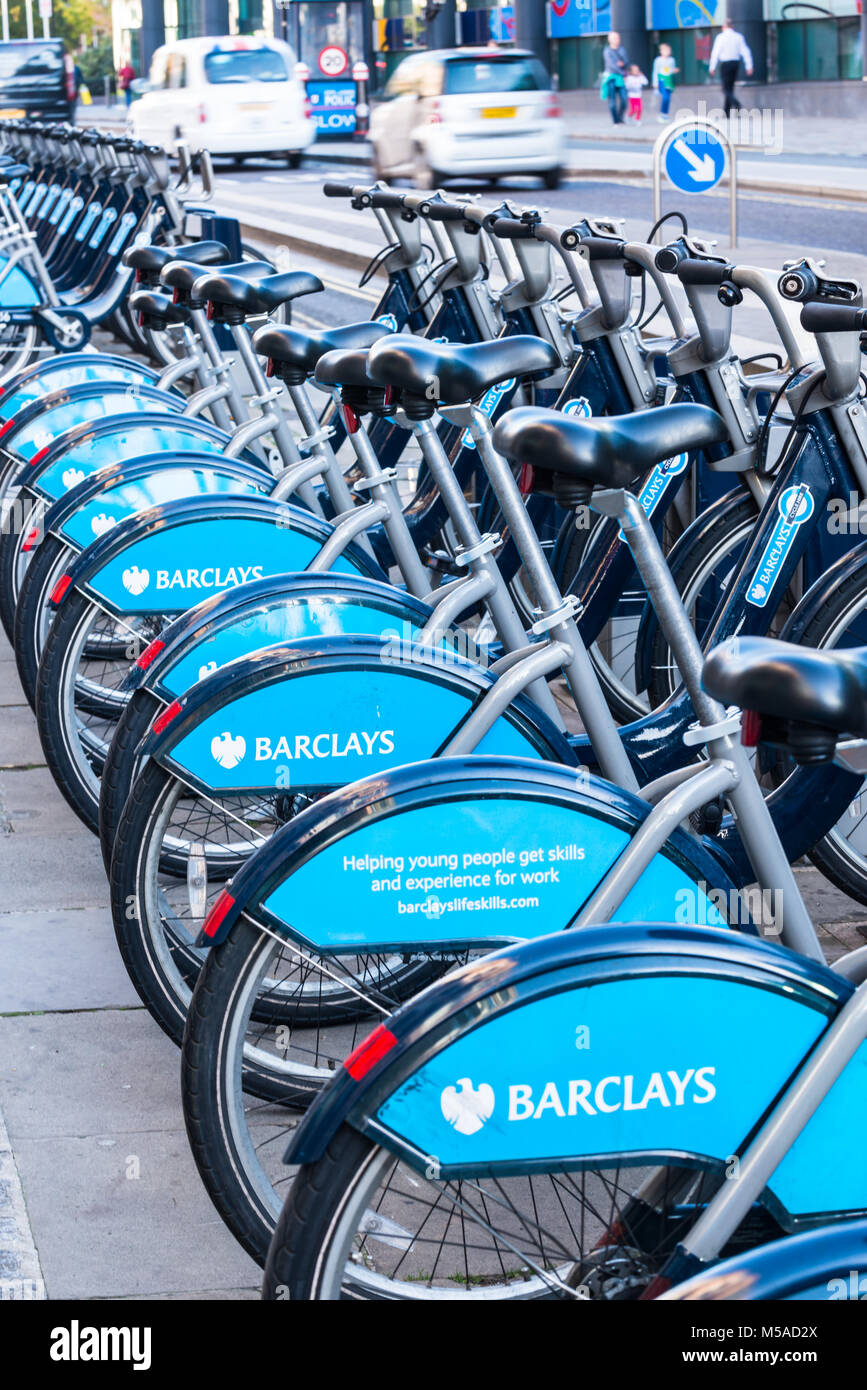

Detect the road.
[{"left": 216, "top": 153, "right": 867, "bottom": 260}]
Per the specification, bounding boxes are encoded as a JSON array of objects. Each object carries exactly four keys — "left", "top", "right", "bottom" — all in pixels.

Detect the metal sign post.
[{"left": 653, "top": 116, "right": 738, "bottom": 249}]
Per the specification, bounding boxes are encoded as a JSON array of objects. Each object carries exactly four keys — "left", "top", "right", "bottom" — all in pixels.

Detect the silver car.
[{"left": 370, "top": 48, "right": 565, "bottom": 190}]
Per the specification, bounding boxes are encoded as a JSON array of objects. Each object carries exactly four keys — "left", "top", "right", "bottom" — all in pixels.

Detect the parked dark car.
[{"left": 0, "top": 39, "right": 77, "bottom": 122}]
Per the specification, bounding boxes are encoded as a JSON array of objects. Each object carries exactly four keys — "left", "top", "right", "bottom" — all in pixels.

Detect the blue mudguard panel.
[
  {"left": 49, "top": 459, "right": 269, "bottom": 551},
  {"left": 195, "top": 756, "right": 738, "bottom": 954},
  {"left": 15, "top": 414, "right": 257, "bottom": 503},
  {"left": 0, "top": 384, "right": 180, "bottom": 462},
  {"left": 286, "top": 923, "right": 849, "bottom": 1169},
  {"left": 147, "top": 642, "right": 575, "bottom": 797},
  {"left": 663, "top": 1219, "right": 867, "bottom": 1300},
  {"left": 121, "top": 573, "right": 436, "bottom": 698},
  {"left": 54, "top": 496, "right": 380, "bottom": 616},
  {"left": 0, "top": 354, "right": 162, "bottom": 419}
]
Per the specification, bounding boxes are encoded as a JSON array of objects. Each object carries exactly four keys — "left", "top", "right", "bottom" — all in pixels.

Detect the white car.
[
  {"left": 131, "top": 36, "right": 315, "bottom": 166},
  {"left": 370, "top": 47, "right": 565, "bottom": 190}
]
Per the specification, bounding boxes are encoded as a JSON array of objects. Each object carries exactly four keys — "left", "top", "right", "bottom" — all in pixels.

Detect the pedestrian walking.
[
  {"left": 118, "top": 60, "right": 136, "bottom": 109},
  {"left": 625, "top": 65, "right": 647, "bottom": 123},
  {"left": 651, "top": 42, "right": 678, "bottom": 122},
  {"left": 601, "top": 31, "right": 629, "bottom": 126},
  {"left": 709, "top": 18, "right": 753, "bottom": 117}
]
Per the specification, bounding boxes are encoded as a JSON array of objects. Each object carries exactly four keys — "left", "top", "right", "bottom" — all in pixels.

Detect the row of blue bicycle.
[{"left": 3, "top": 117, "right": 867, "bottom": 1300}]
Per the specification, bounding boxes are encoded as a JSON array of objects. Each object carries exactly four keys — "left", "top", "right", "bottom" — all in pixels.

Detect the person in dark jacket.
[{"left": 602, "top": 31, "right": 628, "bottom": 125}]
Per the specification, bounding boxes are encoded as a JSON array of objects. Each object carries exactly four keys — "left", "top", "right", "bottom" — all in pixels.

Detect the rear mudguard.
[
  {"left": 50, "top": 494, "right": 384, "bottom": 618},
  {"left": 40, "top": 453, "right": 270, "bottom": 554},
  {"left": 284, "top": 921, "right": 867, "bottom": 1223},
  {"left": 663, "top": 1219, "right": 867, "bottom": 1300},
  {"left": 123, "top": 572, "right": 439, "bottom": 702},
  {"left": 0, "top": 381, "right": 182, "bottom": 464},
  {"left": 196, "top": 755, "right": 738, "bottom": 956},
  {"left": 142, "top": 640, "right": 575, "bottom": 798},
  {"left": 0, "top": 352, "right": 162, "bottom": 422},
  {"left": 13, "top": 412, "right": 259, "bottom": 505}
]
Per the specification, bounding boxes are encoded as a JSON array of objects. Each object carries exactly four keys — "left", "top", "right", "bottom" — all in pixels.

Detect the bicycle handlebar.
[
  {"left": 489, "top": 217, "right": 536, "bottom": 240},
  {"left": 800, "top": 302, "right": 867, "bottom": 335},
  {"left": 676, "top": 258, "right": 734, "bottom": 286},
  {"left": 322, "top": 182, "right": 358, "bottom": 198}
]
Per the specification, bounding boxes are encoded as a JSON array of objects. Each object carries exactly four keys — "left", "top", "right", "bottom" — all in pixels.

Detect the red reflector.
[
  {"left": 135, "top": 268, "right": 142, "bottom": 284},
  {"left": 206, "top": 301, "right": 215, "bottom": 321},
  {"left": 136, "top": 637, "right": 165, "bottom": 671},
  {"left": 50, "top": 573, "right": 72, "bottom": 604},
  {"left": 265, "top": 357, "right": 275, "bottom": 378},
  {"left": 21, "top": 526, "right": 40, "bottom": 553},
  {"left": 151, "top": 698, "right": 182, "bottom": 735},
  {"left": 342, "top": 403, "right": 359, "bottom": 435},
  {"left": 344, "top": 1024, "right": 398, "bottom": 1081},
  {"left": 741, "top": 709, "right": 762, "bottom": 746},
  {"left": 138, "top": 311, "right": 145, "bottom": 328},
  {"left": 519, "top": 462, "right": 535, "bottom": 496},
  {"left": 30, "top": 444, "right": 51, "bottom": 467},
  {"left": 172, "top": 286, "right": 180, "bottom": 304},
  {"left": 383, "top": 384, "right": 394, "bottom": 406},
  {"left": 0, "top": 416, "right": 18, "bottom": 441},
  {"left": 201, "top": 889, "right": 235, "bottom": 939}
]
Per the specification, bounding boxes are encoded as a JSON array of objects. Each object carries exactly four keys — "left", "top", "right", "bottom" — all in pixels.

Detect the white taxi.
[{"left": 131, "top": 36, "right": 315, "bottom": 166}]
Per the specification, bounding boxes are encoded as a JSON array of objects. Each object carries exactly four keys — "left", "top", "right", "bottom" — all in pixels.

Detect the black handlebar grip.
[
  {"left": 423, "top": 202, "right": 474, "bottom": 222},
  {"left": 572, "top": 235, "right": 625, "bottom": 261},
  {"left": 369, "top": 190, "right": 407, "bottom": 210},
  {"left": 489, "top": 218, "right": 535, "bottom": 240},
  {"left": 322, "top": 182, "right": 357, "bottom": 198},
  {"left": 800, "top": 302, "right": 867, "bottom": 335},
  {"left": 676, "top": 258, "right": 733, "bottom": 286}
]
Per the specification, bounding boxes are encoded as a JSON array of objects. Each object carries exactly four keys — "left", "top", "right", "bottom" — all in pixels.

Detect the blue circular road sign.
[{"left": 663, "top": 126, "right": 726, "bottom": 195}]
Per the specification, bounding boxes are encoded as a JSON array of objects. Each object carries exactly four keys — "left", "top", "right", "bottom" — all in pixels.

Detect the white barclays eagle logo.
[
  {"left": 90, "top": 513, "right": 117, "bottom": 537},
  {"left": 211, "top": 731, "right": 246, "bottom": 769},
  {"left": 440, "top": 1078, "right": 495, "bottom": 1136},
  {"left": 62, "top": 467, "right": 86, "bottom": 490},
  {"left": 121, "top": 565, "right": 150, "bottom": 596}
]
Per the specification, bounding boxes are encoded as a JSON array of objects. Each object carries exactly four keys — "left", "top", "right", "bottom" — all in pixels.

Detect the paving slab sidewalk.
[{"left": 0, "top": 625, "right": 260, "bottom": 1300}]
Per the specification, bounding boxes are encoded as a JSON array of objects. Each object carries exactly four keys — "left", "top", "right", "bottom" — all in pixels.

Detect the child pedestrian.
[
  {"left": 625, "top": 65, "right": 647, "bottom": 123},
  {"left": 651, "top": 43, "right": 679, "bottom": 122}
]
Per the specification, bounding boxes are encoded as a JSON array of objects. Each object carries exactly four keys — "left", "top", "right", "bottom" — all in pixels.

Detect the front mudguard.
[
  {"left": 195, "top": 753, "right": 739, "bottom": 954},
  {"left": 49, "top": 494, "right": 385, "bottom": 619},
  {"left": 0, "top": 381, "right": 179, "bottom": 466},
  {"left": 285, "top": 922, "right": 863, "bottom": 1228},
  {"left": 122, "top": 571, "right": 439, "bottom": 702}
]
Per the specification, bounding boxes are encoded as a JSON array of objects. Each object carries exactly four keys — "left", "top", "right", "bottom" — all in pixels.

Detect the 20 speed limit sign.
[{"left": 318, "top": 46, "right": 349, "bottom": 77}]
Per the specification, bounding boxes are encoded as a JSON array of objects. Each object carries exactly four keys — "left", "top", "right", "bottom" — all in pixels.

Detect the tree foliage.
[{"left": 2, "top": 0, "right": 110, "bottom": 50}]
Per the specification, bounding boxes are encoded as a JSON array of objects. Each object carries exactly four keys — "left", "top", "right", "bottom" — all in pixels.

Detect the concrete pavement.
[{"left": 0, "top": 629, "right": 260, "bottom": 1300}]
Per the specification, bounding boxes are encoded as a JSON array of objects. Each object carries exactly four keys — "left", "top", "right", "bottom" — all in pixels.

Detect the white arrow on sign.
[{"left": 672, "top": 137, "right": 717, "bottom": 183}]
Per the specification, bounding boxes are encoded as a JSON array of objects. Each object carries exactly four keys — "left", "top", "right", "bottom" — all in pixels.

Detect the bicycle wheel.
[
  {"left": 13, "top": 531, "right": 68, "bottom": 709},
  {"left": 788, "top": 561, "right": 867, "bottom": 908},
  {"left": 182, "top": 915, "right": 456, "bottom": 1263},
  {"left": 109, "top": 758, "right": 284, "bottom": 1043},
  {"left": 35, "top": 588, "right": 161, "bottom": 830},
  {"left": 98, "top": 687, "right": 162, "bottom": 873},
  {"left": 262, "top": 1127, "right": 773, "bottom": 1300}
]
